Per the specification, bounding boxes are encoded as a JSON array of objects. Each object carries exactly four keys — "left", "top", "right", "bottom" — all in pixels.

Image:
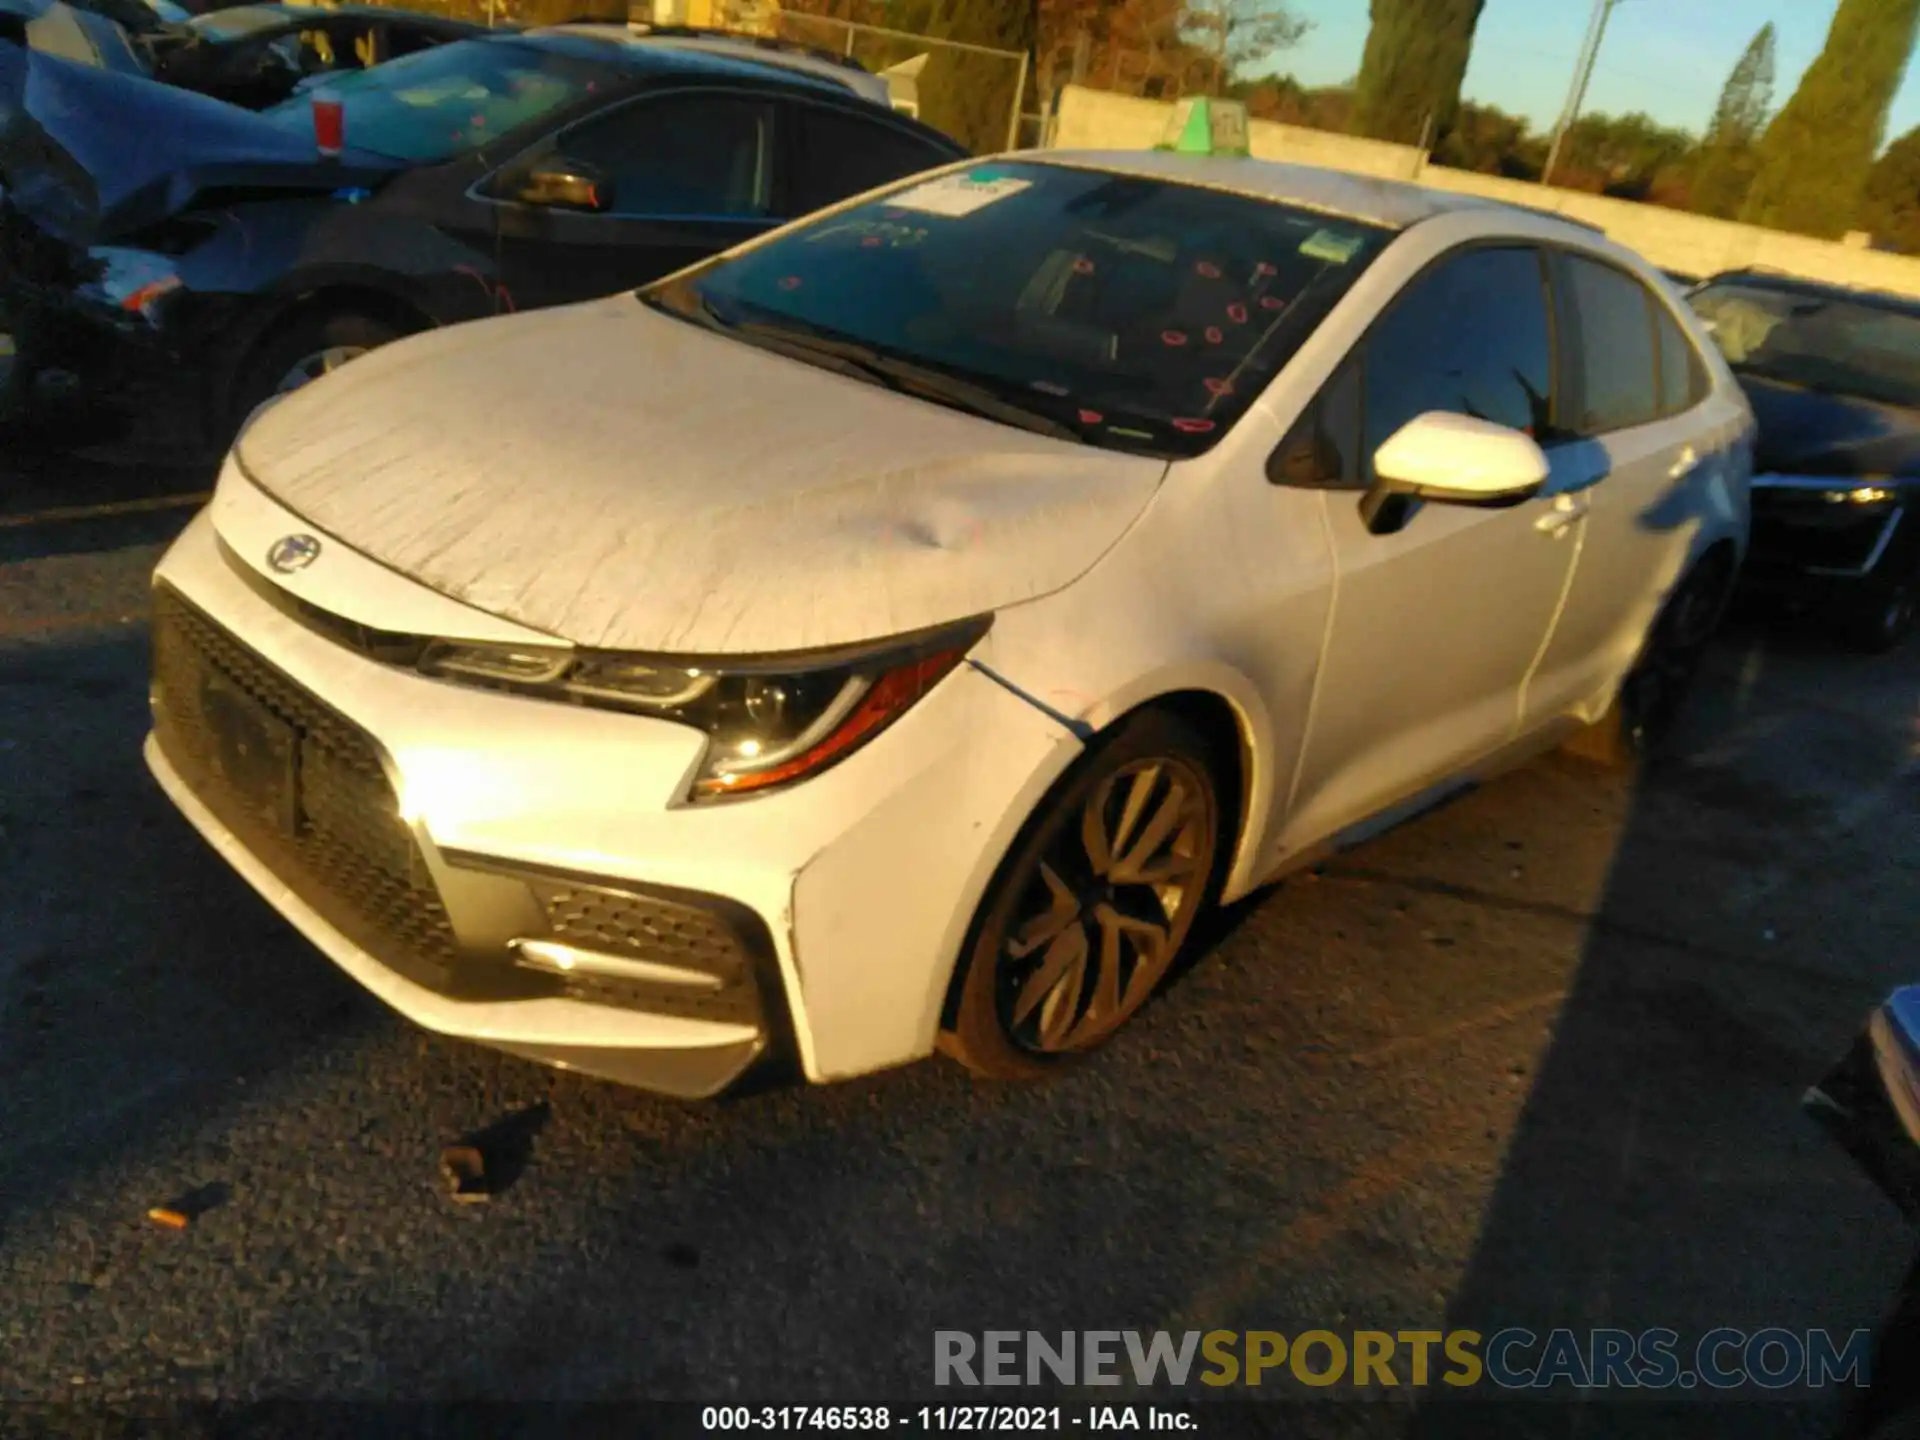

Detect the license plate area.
[{"left": 199, "top": 667, "right": 298, "bottom": 836}]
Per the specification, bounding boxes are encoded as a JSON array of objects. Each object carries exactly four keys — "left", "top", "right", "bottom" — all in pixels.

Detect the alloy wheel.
[
  {"left": 274, "top": 345, "right": 370, "bottom": 396},
  {"left": 994, "top": 756, "right": 1217, "bottom": 1055}
]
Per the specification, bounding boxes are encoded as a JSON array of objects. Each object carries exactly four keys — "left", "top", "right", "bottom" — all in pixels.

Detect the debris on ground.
[
  {"left": 438, "top": 1101, "right": 552, "bottom": 1205},
  {"left": 440, "top": 1145, "right": 490, "bottom": 1204},
  {"left": 145, "top": 1182, "right": 230, "bottom": 1229}
]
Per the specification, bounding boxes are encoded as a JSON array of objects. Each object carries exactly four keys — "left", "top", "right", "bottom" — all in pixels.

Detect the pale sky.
[{"left": 1269, "top": 0, "right": 1920, "bottom": 143}]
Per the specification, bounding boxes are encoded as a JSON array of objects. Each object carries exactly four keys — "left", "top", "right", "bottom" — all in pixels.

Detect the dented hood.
[
  {"left": 0, "top": 43, "right": 395, "bottom": 244},
  {"left": 234, "top": 297, "right": 1170, "bottom": 656}
]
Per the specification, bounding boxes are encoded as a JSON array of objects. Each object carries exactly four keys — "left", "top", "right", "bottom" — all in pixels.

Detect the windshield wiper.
[{"left": 730, "top": 322, "right": 1083, "bottom": 442}]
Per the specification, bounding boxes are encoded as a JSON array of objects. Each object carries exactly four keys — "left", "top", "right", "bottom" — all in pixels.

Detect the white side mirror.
[{"left": 1371, "top": 411, "right": 1549, "bottom": 507}]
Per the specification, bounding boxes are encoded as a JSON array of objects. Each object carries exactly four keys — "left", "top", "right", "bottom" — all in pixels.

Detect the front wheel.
[
  {"left": 226, "top": 311, "right": 402, "bottom": 443},
  {"left": 1835, "top": 577, "right": 1916, "bottom": 655},
  {"left": 939, "top": 709, "right": 1224, "bottom": 1081}
]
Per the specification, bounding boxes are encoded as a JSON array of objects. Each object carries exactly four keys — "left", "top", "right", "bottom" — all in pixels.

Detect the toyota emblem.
[{"left": 266, "top": 533, "right": 322, "bottom": 574}]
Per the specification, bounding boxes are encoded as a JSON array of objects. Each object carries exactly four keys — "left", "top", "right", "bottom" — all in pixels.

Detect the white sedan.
[{"left": 144, "top": 148, "right": 1753, "bottom": 1096}]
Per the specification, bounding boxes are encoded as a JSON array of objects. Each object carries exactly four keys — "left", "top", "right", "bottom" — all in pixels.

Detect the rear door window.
[
  {"left": 1654, "top": 306, "right": 1704, "bottom": 416},
  {"left": 782, "top": 103, "right": 960, "bottom": 217},
  {"left": 1561, "top": 255, "right": 1660, "bottom": 434}
]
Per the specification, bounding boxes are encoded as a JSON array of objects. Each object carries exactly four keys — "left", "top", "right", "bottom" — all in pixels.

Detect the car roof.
[
  {"left": 530, "top": 22, "right": 887, "bottom": 102},
  {"left": 1030, "top": 148, "right": 1610, "bottom": 237},
  {"left": 191, "top": 2, "right": 480, "bottom": 28},
  {"left": 1696, "top": 267, "right": 1920, "bottom": 317}
]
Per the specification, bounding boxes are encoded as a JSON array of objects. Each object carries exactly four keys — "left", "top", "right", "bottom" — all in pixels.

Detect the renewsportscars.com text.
[{"left": 933, "top": 1329, "right": 1874, "bottom": 1391}]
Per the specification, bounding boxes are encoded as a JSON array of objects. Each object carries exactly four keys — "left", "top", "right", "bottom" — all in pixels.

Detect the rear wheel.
[
  {"left": 225, "top": 311, "right": 403, "bottom": 443},
  {"left": 1834, "top": 577, "right": 1916, "bottom": 654},
  {"left": 939, "top": 710, "right": 1224, "bottom": 1081},
  {"left": 1564, "top": 552, "right": 1733, "bottom": 769}
]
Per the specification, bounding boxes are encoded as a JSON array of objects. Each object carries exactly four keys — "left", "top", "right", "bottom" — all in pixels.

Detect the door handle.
[
  {"left": 1534, "top": 492, "right": 1588, "bottom": 536},
  {"left": 1668, "top": 444, "right": 1699, "bottom": 479}
]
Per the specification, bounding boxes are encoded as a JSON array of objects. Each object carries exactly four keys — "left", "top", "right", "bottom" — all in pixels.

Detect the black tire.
[
  {"left": 225, "top": 311, "right": 403, "bottom": 444},
  {"left": 939, "top": 709, "right": 1225, "bottom": 1080},
  {"left": 1564, "top": 550, "right": 1735, "bottom": 769},
  {"left": 1835, "top": 578, "right": 1916, "bottom": 655}
]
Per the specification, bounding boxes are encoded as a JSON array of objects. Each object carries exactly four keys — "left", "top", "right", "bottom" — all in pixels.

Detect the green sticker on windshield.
[{"left": 1300, "top": 229, "right": 1365, "bottom": 264}]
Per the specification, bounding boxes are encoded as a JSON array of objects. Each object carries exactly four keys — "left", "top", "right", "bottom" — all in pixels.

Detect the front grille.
[
  {"left": 532, "top": 882, "right": 763, "bottom": 1025},
  {"left": 150, "top": 584, "right": 460, "bottom": 991},
  {"left": 1750, "top": 498, "right": 1895, "bottom": 572}
]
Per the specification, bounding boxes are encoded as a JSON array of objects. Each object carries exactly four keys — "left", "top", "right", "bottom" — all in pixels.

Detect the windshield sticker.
[
  {"left": 1300, "top": 229, "right": 1366, "bottom": 264},
  {"left": 1162, "top": 330, "right": 1189, "bottom": 347},
  {"left": 888, "top": 174, "right": 1032, "bottom": 218},
  {"left": 1171, "top": 418, "right": 1217, "bottom": 434}
]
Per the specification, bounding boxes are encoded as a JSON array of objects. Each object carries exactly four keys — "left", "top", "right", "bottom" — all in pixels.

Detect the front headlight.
[{"left": 415, "top": 616, "right": 990, "bottom": 801}]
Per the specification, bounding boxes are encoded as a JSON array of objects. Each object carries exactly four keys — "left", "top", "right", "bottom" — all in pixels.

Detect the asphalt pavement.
[{"left": 2, "top": 446, "right": 1917, "bottom": 1437}]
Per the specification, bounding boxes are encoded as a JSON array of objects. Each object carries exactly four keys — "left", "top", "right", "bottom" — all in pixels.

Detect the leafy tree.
[
  {"left": 1182, "top": 0, "right": 1309, "bottom": 91},
  {"left": 1857, "top": 124, "right": 1920, "bottom": 252},
  {"left": 1350, "top": 0, "right": 1487, "bottom": 147},
  {"left": 775, "top": 0, "right": 1036, "bottom": 151},
  {"left": 1742, "top": 0, "right": 1920, "bottom": 238},
  {"left": 1036, "top": 0, "right": 1217, "bottom": 103},
  {"left": 1690, "top": 23, "right": 1775, "bottom": 219}
]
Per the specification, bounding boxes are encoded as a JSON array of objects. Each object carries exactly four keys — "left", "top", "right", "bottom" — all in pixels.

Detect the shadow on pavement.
[{"left": 1397, "top": 620, "right": 1920, "bottom": 1439}]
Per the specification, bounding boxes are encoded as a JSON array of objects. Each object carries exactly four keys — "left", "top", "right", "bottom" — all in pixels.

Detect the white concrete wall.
[{"left": 1050, "top": 84, "right": 1920, "bottom": 298}]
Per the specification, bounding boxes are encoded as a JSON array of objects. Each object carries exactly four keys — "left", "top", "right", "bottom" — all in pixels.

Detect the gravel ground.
[{"left": 2, "top": 449, "right": 1917, "bottom": 1438}]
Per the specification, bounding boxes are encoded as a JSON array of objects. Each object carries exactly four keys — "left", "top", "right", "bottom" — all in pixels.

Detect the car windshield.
[
  {"left": 258, "top": 38, "right": 604, "bottom": 164},
  {"left": 642, "top": 160, "right": 1395, "bottom": 459},
  {"left": 1690, "top": 279, "right": 1920, "bottom": 411}
]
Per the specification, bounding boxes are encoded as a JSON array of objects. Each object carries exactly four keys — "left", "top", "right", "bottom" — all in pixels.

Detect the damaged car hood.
[
  {"left": 233, "top": 297, "right": 1171, "bottom": 656},
  {"left": 0, "top": 43, "right": 394, "bottom": 243}
]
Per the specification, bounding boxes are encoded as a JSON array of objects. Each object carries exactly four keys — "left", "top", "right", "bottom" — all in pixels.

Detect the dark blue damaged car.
[{"left": 0, "top": 21, "right": 964, "bottom": 455}]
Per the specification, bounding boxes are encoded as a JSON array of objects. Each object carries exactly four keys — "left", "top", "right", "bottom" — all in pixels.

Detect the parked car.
[
  {"left": 143, "top": 4, "right": 497, "bottom": 110},
  {"left": 143, "top": 148, "right": 1753, "bottom": 1097},
  {"left": 0, "top": 0, "right": 480, "bottom": 94},
  {"left": 1688, "top": 269, "right": 1920, "bottom": 651},
  {"left": 0, "top": 0, "right": 153, "bottom": 73},
  {"left": 0, "top": 24, "right": 967, "bottom": 452}
]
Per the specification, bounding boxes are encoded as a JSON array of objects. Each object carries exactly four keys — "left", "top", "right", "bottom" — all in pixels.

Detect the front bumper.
[
  {"left": 145, "top": 486, "right": 1082, "bottom": 1095},
  {"left": 0, "top": 224, "right": 215, "bottom": 444},
  {"left": 1740, "top": 476, "right": 1911, "bottom": 595}
]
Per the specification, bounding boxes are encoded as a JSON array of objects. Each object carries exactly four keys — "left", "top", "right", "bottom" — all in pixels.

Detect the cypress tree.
[
  {"left": 1740, "top": 0, "right": 1920, "bottom": 238},
  {"left": 1690, "top": 23, "right": 1775, "bottom": 219},
  {"left": 1857, "top": 125, "right": 1920, "bottom": 251},
  {"left": 1351, "top": 0, "right": 1487, "bottom": 147}
]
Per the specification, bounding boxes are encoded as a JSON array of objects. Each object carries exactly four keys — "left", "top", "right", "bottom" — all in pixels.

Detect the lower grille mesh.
[
  {"left": 150, "top": 584, "right": 460, "bottom": 990},
  {"left": 537, "top": 884, "right": 762, "bottom": 1025}
]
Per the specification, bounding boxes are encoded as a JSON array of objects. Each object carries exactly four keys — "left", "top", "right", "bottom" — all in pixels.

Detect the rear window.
[
  {"left": 259, "top": 37, "right": 605, "bottom": 164},
  {"left": 645, "top": 160, "right": 1394, "bottom": 459}
]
